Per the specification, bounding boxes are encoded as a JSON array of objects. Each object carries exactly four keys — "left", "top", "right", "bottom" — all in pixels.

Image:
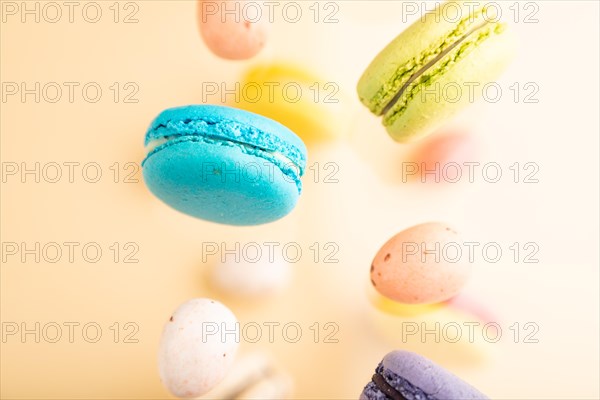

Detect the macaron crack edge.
[
  {"left": 362, "top": 6, "right": 502, "bottom": 116},
  {"left": 143, "top": 135, "right": 304, "bottom": 193},
  {"left": 145, "top": 118, "right": 306, "bottom": 175}
]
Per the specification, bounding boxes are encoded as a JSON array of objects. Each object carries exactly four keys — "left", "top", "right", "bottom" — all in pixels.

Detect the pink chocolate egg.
[
  {"left": 370, "top": 222, "right": 472, "bottom": 304},
  {"left": 198, "top": 0, "right": 269, "bottom": 60},
  {"left": 408, "top": 132, "right": 479, "bottom": 183}
]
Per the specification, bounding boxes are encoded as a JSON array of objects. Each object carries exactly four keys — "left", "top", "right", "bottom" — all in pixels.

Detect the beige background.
[{"left": 1, "top": 1, "right": 599, "bottom": 399}]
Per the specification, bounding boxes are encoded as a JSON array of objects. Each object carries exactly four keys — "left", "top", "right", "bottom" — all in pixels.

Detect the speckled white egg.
[{"left": 158, "top": 298, "right": 239, "bottom": 398}]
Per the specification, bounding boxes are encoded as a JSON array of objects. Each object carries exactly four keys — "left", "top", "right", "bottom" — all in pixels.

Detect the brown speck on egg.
[
  {"left": 371, "top": 278, "right": 377, "bottom": 287},
  {"left": 384, "top": 254, "right": 391, "bottom": 262},
  {"left": 244, "top": 21, "right": 251, "bottom": 28},
  {"left": 169, "top": 316, "right": 174, "bottom": 322},
  {"left": 370, "top": 264, "right": 375, "bottom": 272},
  {"left": 223, "top": 353, "right": 226, "bottom": 357}
]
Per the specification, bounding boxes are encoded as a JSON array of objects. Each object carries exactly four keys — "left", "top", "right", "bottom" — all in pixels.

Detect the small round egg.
[
  {"left": 198, "top": 0, "right": 269, "bottom": 60},
  {"left": 158, "top": 298, "right": 239, "bottom": 398},
  {"left": 370, "top": 222, "right": 472, "bottom": 304},
  {"left": 209, "top": 252, "right": 291, "bottom": 298},
  {"left": 408, "top": 132, "right": 479, "bottom": 183}
]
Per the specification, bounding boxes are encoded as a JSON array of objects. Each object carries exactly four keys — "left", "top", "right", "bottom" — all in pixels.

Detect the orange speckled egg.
[
  {"left": 370, "top": 222, "right": 472, "bottom": 304},
  {"left": 198, "top": 0, "right": 269, "bottom": 60}
]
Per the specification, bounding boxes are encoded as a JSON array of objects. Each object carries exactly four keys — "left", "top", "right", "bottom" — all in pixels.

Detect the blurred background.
[{"left": 1, "top": 1, "right": 599, "bottom": 399}]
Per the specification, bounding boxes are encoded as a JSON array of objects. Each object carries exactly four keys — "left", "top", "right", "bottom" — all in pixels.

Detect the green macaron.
[{"left": 357, "top": 0, "right": 515, "bottom": 142}]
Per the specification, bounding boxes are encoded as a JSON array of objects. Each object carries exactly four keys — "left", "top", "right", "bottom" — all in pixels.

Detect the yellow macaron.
[{"left": 235, "top": 63, "right": 350, "bottom": 144}]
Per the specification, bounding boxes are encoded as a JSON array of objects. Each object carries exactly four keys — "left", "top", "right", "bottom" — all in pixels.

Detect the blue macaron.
[
  {"left": 360, "top": 351, "right": 488, "bottom": 400},
  {"left": 142, "top": 105, "right": 307, "bottom": 225}
]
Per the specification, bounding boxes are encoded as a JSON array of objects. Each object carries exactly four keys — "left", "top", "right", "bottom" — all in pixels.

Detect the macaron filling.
[
  {"left": 380, "top": 20, "right": 490, "bottom": 116},
  {"left": 364, "top": 6, "right": 505, "bottom": 119},
  {"left": 365, "top": 362, "right": 435, "bottom": 400},
  {"left": 371, "top": 372, "right": 408, "bottom": 400},
  {"left": 143, "top": 135, "right": 303, "bottom": 193},
  {"left": 382, "top": 21, "right": 505, "bottom": 127}
]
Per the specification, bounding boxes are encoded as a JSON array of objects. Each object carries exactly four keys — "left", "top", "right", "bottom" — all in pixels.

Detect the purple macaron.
[{"left": 360, "top": 351, "right": 488, "bottom": 400}]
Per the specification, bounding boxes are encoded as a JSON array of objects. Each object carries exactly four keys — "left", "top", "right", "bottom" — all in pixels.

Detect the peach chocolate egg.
[
  {"left": 405, "top": 131, "right": 479, "bottom": 183},
  {"left": 370, "top": 222, "right": 471, "bottom": 304},
  {"left": 198, "top": 0, "right": 269, "bottom": 60}
]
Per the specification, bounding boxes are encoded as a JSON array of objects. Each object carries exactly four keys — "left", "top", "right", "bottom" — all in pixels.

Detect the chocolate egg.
[
  {"left": 408, "top": 132, "right": 479, "bottom": 184},
  {"left": 209, "top": 252, "right": 291, "bottom": 298},
  {"left": 198, "top": 0, "right": 269, "bottom": 60},
  {"left": 158, "top": 298, "right": 239, "bottom": 398},
  {"left": 370, "top": 222, "right": 472, "bottom": 304}
]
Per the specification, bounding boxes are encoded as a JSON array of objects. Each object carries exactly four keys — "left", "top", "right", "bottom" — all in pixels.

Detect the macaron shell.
[
  {"left": 145, "top": 105, "right": 307, "bottom": 167},
  {"left": 370, "top": 223, "right": 472, "bottom": 304},
  {"left": 197, "top": 0, "right": 269, "bottom": 60},
  {"left": 357, "top": 0, "right": 492, "bottom": 107},
  {"left": 143, "top": 139, "right": 299, "bottom": 225},
  {"left": 244, "top": 64, "right": 319, "bottom": 84},
  {"left": 385, "top": 26, "right": 516, "bottom": 142},
  {"left": 236, "top": 64, "right": 350, "bottom": 143},
  {"left": 380, "top": 350, "right": 488, "bottom": 399}
]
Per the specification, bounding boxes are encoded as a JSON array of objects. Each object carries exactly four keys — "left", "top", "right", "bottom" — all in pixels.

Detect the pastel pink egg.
[
  {"left": 370, "top": 222, "right": 472, "bottom": 304},
  {"left": 408, "top": 132, "right": 479, "bottom": 183},
  {"left": 198, "top": 0, "right": 269, "bottom": 60}
]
